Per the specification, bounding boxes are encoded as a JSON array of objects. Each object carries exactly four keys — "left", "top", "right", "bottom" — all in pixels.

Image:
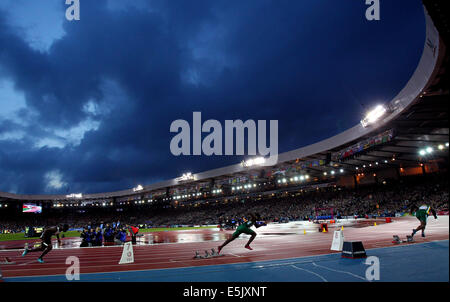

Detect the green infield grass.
[{"left": 0, "top": 226, "right": 217, "bottom": 241}]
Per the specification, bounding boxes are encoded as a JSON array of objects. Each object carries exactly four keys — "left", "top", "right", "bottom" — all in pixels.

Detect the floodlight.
[{"left": 361, "top": 104, "right": 388, "bottom": 127}]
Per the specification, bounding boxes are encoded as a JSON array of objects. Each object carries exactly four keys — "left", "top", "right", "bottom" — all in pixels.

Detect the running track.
[{"left": 1, "top": 217, "right": 448, "bottom": 281}]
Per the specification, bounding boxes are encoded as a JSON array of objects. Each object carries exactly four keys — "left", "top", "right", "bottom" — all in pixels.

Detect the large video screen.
[{"left": 23, "top": 204, "right": 42, "bottom": 213}]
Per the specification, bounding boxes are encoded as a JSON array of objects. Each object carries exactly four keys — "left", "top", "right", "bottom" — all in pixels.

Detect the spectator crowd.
[
  {"left": 0, "top": 173, "right": 448, "bottom": 235},
  {"left": 79, "top": 222, "right": 139, "bottom": 247}
]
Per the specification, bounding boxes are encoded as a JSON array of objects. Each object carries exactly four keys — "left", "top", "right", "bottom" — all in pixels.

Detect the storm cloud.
[{"left": 0, "top": 0, "right": 425, "bottom": 194}]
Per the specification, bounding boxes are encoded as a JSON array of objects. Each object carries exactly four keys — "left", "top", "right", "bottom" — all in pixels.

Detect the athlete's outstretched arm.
[
  {"left": 430, "top": 208, "right": 437, "bottom": 219},
  {"left": 254, "top": 221, "right": 266, "bottom": 228},
  {"left": 56, "top": 232, "right": 62, "bottom": 245}
]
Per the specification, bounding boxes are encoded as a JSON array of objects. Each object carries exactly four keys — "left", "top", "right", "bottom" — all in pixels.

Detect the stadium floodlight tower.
[{"left": 360, "top": 104, "right": 389, "bottom": 128}]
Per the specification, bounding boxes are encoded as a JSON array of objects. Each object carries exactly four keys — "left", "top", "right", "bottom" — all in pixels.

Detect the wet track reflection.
[{"left": 0, "top": 219, "right": 388, "bottom": 251}]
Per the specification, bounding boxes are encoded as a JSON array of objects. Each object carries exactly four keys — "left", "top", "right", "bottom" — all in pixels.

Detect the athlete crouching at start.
[
  {"left": 410, "top": 205, "right": 437, "bottom": 238},
  {"left": 218, "top": 213, "right": 266, "bottom": 254},
  {"left": 22, "top": 224, "right": 69, "bottom": 263}
]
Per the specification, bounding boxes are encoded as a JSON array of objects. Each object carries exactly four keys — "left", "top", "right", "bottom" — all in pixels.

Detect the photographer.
[
  {"left": 80, "top": 228, "right": 89, "bottom": 247},
  {"left": 114, "top": 228, "right": 127, "bottom": 245}
]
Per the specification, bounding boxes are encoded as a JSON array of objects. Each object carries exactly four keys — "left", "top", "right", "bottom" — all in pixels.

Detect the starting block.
[
  {"left": 0, "top": 257, "right": 15, "bottom": 265},
  {"left": 392, "top": 235, "right": 414, "bottom": 244},
  {"left": 193, "top": 248, "right": 223, "bottom": 259}
]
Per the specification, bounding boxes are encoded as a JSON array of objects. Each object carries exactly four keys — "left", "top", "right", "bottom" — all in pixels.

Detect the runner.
[
  {"left": 218, "top": 213, "right": 266, "bottom": 253},
  {"left": 21, "top": 224, "right": 69, "bottom": 263},
  {"left": 411, "top": 205, "right": 437, "bottom": 238}
]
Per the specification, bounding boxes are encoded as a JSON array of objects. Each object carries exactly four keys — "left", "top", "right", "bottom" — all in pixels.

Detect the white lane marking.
[
  {"left": 18, "top": 260, "right": 38, "bottom": 266},
  {"left": 291, "top": 265, "right": 328, "bottom": 282},
  {"left": 311, "top": 262, "right": 368, "bottom": 281},
  {"left": 228, "top": 253, "right": 242, "bottom": 258}
]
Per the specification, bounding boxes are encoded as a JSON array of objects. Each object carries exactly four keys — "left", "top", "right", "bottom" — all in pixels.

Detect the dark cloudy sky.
[{"left": 0, "top": 0, "right": 425, "bottom": 195}]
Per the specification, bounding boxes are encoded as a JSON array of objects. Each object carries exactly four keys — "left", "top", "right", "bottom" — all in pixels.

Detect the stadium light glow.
[
  {"left": 446, "top": 142, "right": 449, "bottom": 147},
  {"left": 340, "top": 169, "right": 344, "bottom": 173},
  {"left": 241, "top": 157, "right": 266, "bottom": 167},
  {"left": 331, "top": 170, "right": 335, "bottom": 175},
  {"left": 419, "top": 149, "right": 426, "bottom": 156},
  {"left": 176, "top": 172, "right": 195, "bottom": 182},
  {"left": 66, "top": 193, "right": 83, "bottom": 198},
  {"left": 360, "top": 104, "right": 388, "bottom": 127},
  {"left": 438, "top": 144, "right": 444, "bottom": 150},
  {"left": 133, "top": 185, "right": 143, "bottom": 192}
]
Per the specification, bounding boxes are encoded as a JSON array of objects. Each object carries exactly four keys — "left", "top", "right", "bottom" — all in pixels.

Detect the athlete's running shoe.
[
  {"left": 37, "top": 258, "right": 44, "bottom": 263},
  {"left": 217, "top": 246, "right": 222, "bottom": 254},
  {"left": 245, "top": 245, "right": 253, "bottom": 250},
  {"left": 22, "top": 248, "right": 29, "bottom": 257}
]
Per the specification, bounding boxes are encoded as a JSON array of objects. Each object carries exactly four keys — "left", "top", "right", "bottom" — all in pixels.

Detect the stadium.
[{"left": 0, "top": 0, "right": 448, "bottom": 287}]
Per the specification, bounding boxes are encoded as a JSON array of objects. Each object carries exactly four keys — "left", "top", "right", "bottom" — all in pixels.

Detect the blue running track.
[{"left": 5, "top": 240, "right": 448, "bottom": 282}]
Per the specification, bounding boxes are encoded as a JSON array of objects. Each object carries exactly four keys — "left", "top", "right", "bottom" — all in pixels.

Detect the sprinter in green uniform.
[
  {"left": 411, "top": 205, "right": 437, "bottom": 238},
  {"left": 217, "top": 213, "right": 266, "bottom": 253}
]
